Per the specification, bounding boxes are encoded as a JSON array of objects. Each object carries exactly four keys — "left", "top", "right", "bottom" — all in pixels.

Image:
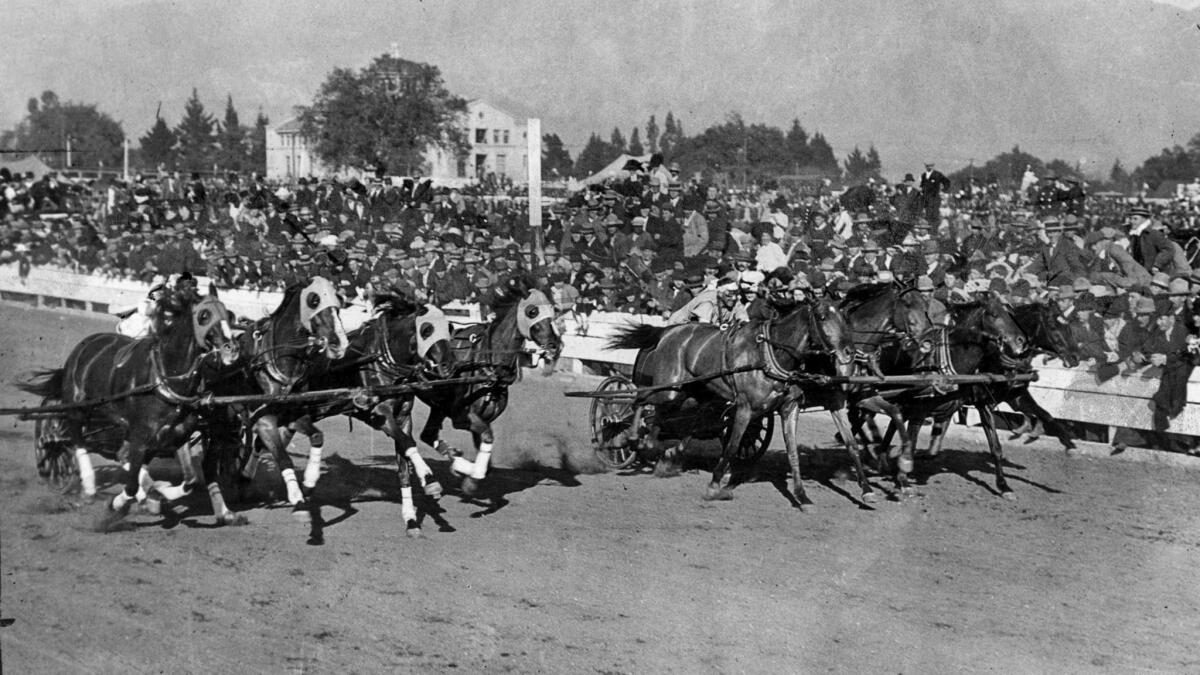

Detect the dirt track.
[{"left": 1, "top": 303, "right": 1198, "bottom": 674}]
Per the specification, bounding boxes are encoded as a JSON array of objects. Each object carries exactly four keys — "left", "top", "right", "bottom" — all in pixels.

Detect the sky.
[{"left": 3, "top": 0, "right": 1198, "bottom": 176}]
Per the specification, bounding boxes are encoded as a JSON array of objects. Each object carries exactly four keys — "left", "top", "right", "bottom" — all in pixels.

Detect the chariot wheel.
[
  {"left": 33, "top": 400, "right": 76, "bottom": 490},
  {"left": 720, "top": 410, "right": 775, "bottom": 464},
  {"left": 590, "top": 375, "right": 640, "bottom": 469}
]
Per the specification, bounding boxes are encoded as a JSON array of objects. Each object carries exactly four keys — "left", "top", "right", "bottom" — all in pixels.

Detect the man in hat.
[
  {"left": 850, "top": 241, "right": 883, "bottom": 283},
  {"left": 1086, "top": 229, "right": 1150, "bottom": 289},
  {"left": 1026, "top": 216, "right": 1086, "bottom": 287},
  {"left": 919, "top": 162, "right": 951, "bottom": 224},
  {"left": 891, "top": 173, "right": 922, "bottom": 226},
  {"left": 1126, "top": 207, "right": 1169, "bottom": 271}
]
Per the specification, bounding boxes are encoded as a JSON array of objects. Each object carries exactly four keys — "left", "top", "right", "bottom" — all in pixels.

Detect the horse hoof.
[
  {"left": 1001, "top": 491, "right": 1017, "bottom": 501},
  {"left": 898, "top": 457, "right": 914, "bottom": 474},
  {"left": 423, "top": 481, "right": 443, "bottom": 500},
  {"left": 862, "top": 491, "right": 879, "bottom": 504},
  {"left": 901, "top": 486, "right": 917, "bottom": 498},
  {"left": 652, "top": 463, "right": 681, "bottom": 478},
  {"left": 405, "top": 523, "right": 422, "bottom": 538},
  {"left": 703, "top": 485, "right": 733, "bottom": 501},
  {"left": 461, "top": 478, "right": 480, "bottom": 497},
  {"left": 142, "top": 497, "right": 162, "bottom": 516},
  {"left": 1062, "top": 440, "right": 1077, "bottom": 451},
  {"left": 291, "top": 504, "right": 311, "bottom": 524},
  {"left": 219, "top": 512, "right": 249, "bottom": 527}
]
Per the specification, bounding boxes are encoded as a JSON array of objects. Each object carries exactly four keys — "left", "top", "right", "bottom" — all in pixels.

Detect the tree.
[
  {"left": 646, "top": 115, "right": 659, "bottom": 154},
  {"left": 7, "top": 89, "right": 125, "bottom": 169},
  {"left": 660, "top": 111, "right": 682, "bottom": 157},
  {"left": 671, "top": 113, "right": 792, "bottom": 185},
  {"left": 866, "top": 145, "right": 883, "bottom": 179},
  {"left": 1132, "top": 144, "right": 1196, "bottom": 192},
  {"left": 296, "top": 53, "right": 468, "bottom": 175},
  {"left": 1109, "top": 159, "right": 1130, "bottom": 191},
  {"left": 542, "top": 133, "right": 573, "bottom": 178},
  {"left": 610, "top": 127, "right": 626, "bottom": 153},
  {"left": 249, "top": 109, "right": 269, "bottom": 175},
  {"left": 175, "top": 88, "right": 217, "bottom": 172},
  {"left": 628, "top": 127, "right": 644, "bottom": 156},
  {"left": 844, "top": 146, "right": 872, "bottom": 183},
  {"left": 217, "top": 94, "right": 247, "bottom": 172},
  {"left": 139, "top": 112, "right": 176, "bottom": 170},
  {"left": 946, "top": 144, "right": 1046, "bottom": 190},
  {"left": 785, "top": 119, "right": 810, "bottom": 169},
  {"left": 806, "top": 132, "right": 839, "bottom": 176},
  {"left": 574, "top": 132, "right": 619, "bottom": 177}
]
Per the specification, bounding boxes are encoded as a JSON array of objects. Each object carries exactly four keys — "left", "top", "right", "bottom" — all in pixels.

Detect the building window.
[
  {"left": 456, "top": 156, "right": 467, "bottom": 178},
  {"left": 493, "top": 130, "right": 501, "bottom": 144},
  {"left": 475, "top": 128, "right": 487, "bottom": 144},
  {"left": 497, "top": 154, "right": 507, "bottom": 175},
  {"left": 503, "top": 130, "right": 510, "bottom": 144}
]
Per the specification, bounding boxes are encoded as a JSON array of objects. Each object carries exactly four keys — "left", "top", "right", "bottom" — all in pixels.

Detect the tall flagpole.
[{"left": 527, "top": 118, "right": 543, "bottom": 266}]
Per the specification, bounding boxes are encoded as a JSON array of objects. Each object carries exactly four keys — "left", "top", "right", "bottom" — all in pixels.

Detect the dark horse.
[
  {"left": 1002, "top": 302, "right": 1081, "bottom": 449},
  {"left": 283, "top": 294, "right": 456, "bottom": 536},
  {"left": 19, "top": 284, "right": 242, "bottom": 530},
  {"left": 414, "top": 274, "right": 562, "bottom": 496},
  {"left": 840, "top": 282, "right": 935, "bottom": 498},
  {"left": 206, "top": 277, "right": 348, "bottom": 522},
  {"left": 609, "top": 297, "right": 856, "bottom": 503},
  {"left": 871, "top": 293, "right": 1030, "bottom": 497}
]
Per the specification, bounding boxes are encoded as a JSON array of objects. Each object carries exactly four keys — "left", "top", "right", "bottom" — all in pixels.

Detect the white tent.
[
  {"left": 0, "top": 155, "right": 53, "bottom": 180},
  {"left": 570, "top": 153, "right": 653, "bottom": 191}
]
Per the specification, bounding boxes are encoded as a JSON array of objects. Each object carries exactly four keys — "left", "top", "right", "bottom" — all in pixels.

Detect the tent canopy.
[
  {"left": 0, "top": 155, "right": 53, "bottom": 180},
  {"left": 573, "top": 153, "right": 654, "bottom": 190}
]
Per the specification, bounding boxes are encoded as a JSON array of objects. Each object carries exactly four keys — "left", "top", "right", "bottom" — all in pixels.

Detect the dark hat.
[
  {"left": 1127, "top": 206, "right": 1151, "bottom": 219},
  {"left": 621, "top": 159, "right": 644, "bottom": 172},
  {"left": 903, "top": 173, "right": 915, "bottom": 183}
]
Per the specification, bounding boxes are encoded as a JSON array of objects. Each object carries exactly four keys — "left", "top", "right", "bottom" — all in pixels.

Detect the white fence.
[{"left": 2, "top": 263, "right": 1198, "bottom": 438}]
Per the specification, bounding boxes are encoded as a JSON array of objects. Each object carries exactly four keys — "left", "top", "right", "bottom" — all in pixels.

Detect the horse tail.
[
  {"left": 607, "top": 324, "right": 667, "bottom": 351},
  {"left": 16, "top": 368, "right": 64, "bottom": 399}
]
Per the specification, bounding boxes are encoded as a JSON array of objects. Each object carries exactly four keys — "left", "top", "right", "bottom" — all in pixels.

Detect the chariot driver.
[
  {"left": 713, "top": 278, "right": 750, "bottom": 330},
  {"left": 115, "top": 277, "right": 167, "bottom": 338}
]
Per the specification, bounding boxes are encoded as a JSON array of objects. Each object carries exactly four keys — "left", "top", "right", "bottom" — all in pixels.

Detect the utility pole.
[
  {"left": 123, "top": 139, "right": 129, "bottom": 181},
  {"left": 527, "top": 118, "right": 543, "bottom": 265},
  {"left": 65, "top": 136, "right": 72, "bottom": 169}
]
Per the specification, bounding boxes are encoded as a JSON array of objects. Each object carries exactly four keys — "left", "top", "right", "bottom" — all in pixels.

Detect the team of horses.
[
  {"left": 19, "top": 272, "right": 1075, "bottom": 532},
  {"left": 610, "top": 281, "right": 1078, "bottom": 507},
  {"left": 19, "top": 273, "right": 562, "bottom": 534}
]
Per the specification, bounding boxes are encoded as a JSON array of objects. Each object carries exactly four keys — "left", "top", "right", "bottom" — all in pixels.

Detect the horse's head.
[
  {"left": 891, "top": 284, "right": 934, "bottom": 350},
  {"left": 517, "top": 288, "right": 562, "bottom": 364},
  {"left": 413, "top": 304, "right": 455, "bottom": 379},
  {"left": 192, "top": 285, "right": 240, "bottom": 366},
  {"left": 812, "top": 297, "right": 856, "bottom": 379},
  {"left": 977, "top": 293, "right": 1029, "bottom": 361},
  {"left": 298, "top": 277, "right": 348, "bottom": 360},
  {"left": 1027, "top": 301, "right": 1080, "bottom": 367}
]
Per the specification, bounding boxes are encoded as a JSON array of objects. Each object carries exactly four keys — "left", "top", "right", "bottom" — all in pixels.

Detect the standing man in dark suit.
[
  {"left": 1126, "top": 206, "right": 1169, "bottom": 272},
  {"left": 919, "top": 162, "right": 951, "bottom": 225}
]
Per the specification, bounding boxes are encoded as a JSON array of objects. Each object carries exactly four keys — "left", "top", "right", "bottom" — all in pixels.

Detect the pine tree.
[
  {"left": 139, "top": 114, "right": 176, "bottom": 170},
  {"left": 610, "top": 127, "right": 626, "bottom": 153},
  {"left": 844, "top": 146, "right": 871, "bottom": 182},
  {"left": 574, "top": 132, "right": 619, "bottom": 176},
  {"left": 174, "top": 88, "right": 217, "bottom": 173},
  {"left": 628, "top": 127, "right": 644, "bottom": 156},
  {"left": 217, "top": 94, "right": 247, "bottom": 172},
  {"left": 660, "top": 111, "right": 679, "bottom": 157},
  {"left": 1109, "top": 159, "right": 1129, "bottom": 190},
  {"left": 866, "top": 145, "right": 883, "bottom": 180},
  {"left": 542, "top": 133, "right": 573, "bottom": 178},
  {"left": 807, "top": 132, "right": 839, "bottom": 176},
  {"left": 785, "top": 119, "right": 810, "bottom": 169},
  {"left": 646, "top": 115, "right": 659, "bottom": 154}
]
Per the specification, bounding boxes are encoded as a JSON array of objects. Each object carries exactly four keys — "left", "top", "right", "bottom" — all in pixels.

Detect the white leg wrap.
[
  {"left": 207, "top": 482, "right": 229, "bottom": 517},
  {"left": 404, "top": 447, "right": 432, "bottom": 481},
  {"left": 136, "top": 465, "right": 154, "bottom": 502},
  {"left": 154, "top": 480, "right": 189, "bottom": 501},
  {"left": 76, "top": 448, "right": 96, "bottom": 496},
  {"left": 281, "top": 468, "right": 304, "bottom": 505},
  {"left": 451, "top": 456, "right": 475, "bottom": 476},
  {"left": 112, "top": 490, "right": 134, "bottom": 510},
  {"left": 400, "top": 486, "right": 416, "bottom": 523},
  {"left": 471, "top": 443, "right": 493, "bottom": 480},
  {"left": 303, "top": 445, "right": 323, "bottom": 489}
]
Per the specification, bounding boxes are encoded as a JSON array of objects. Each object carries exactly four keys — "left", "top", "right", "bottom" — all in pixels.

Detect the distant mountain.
[{"left": 3, "top": 0, "right": 1197, "bottom": 178}]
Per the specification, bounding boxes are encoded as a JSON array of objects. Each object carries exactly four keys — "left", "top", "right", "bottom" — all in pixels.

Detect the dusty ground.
[{"left": 1, "top": 303, "right": 1198, "bottom": 674}]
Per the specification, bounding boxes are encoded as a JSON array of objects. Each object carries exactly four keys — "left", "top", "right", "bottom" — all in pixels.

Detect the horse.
[
  {"left": 18, "top": 284, "right": 242, "bottom": 529},
  {"left": 608, "top": 296, "right": 856, "bottom": 503},
  {"left": 872, "top": 293, "right": 1030, "bottom": 497},
  {"left": 1002, "top": 302, "right": 1081, "bottom": 449},
  {"left": 839, "top": 281, "right": 935, "bottom": 497},
  {"left": 414, "top": 274, "right": 562, "bottom": 496},
  {"left": 279, "top": 294, "right": 456, "bottom": 536},
  {"left": 205, "top": 277, "right": 348, "bottom": 522}
]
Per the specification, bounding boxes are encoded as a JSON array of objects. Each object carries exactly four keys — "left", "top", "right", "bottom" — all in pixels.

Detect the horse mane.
[
  {"left": 273, "top": 282, "right": 307, "bottom": 319},
  {"left": 839, "top": 282, "right": 893, "bottom": 309},
  {"left": 374, "top": 293, "right": 420, "bottom": 317}
]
